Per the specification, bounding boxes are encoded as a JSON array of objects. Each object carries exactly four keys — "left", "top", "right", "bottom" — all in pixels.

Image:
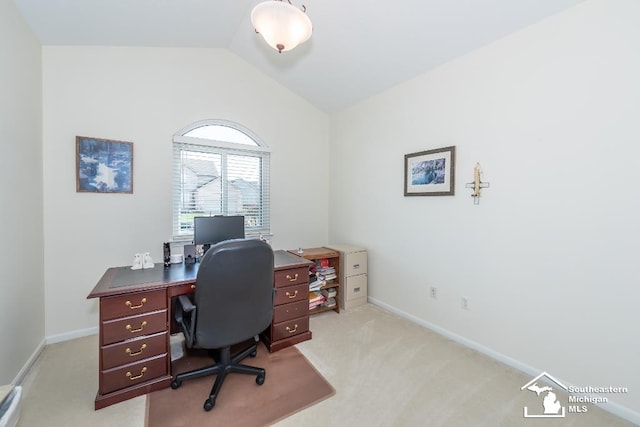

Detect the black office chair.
[{"left": 170, "top": 238, "right": 274, "bottom": 411}]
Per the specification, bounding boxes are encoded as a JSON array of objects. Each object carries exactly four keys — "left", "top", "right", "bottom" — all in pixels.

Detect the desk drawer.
[
  {"left": 101, "top": 289, "right": 166, "bottom": 320},
  {"left": 274, "top": 267, "right": 308, "bottom": 288},
  {"left": 271, "top": 315, "right": 309, "bottom": 341},
  {"left": 274, "top": 283, "right": 308, "bottom": 306},
  {"left": 100, "top": 354, "right": 167, "bottom": 395},
  {"left": 101, "top": 331, "right": 167, "bottom": 370},
  {"left": 273, "top": 300, "right": 308, "bottom": 324},
  {"left": 102, "top": 310, "right": 167, "bottom": 345},
  {"left": 168, "top": 283, "right": 196, "bottom": 298}
]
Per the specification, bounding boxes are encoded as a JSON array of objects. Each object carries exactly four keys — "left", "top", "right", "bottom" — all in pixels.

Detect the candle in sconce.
[
  {"left": 473, "top": 163, "right": 481, "bottom": 196},
  {"left": 466, "top": 162, "right": 489, "bottom": 203}
]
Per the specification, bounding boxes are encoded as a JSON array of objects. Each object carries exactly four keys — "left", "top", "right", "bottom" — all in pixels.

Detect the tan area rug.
[{"left": 146, "top": 342, "right": 334, "bottom": 427}]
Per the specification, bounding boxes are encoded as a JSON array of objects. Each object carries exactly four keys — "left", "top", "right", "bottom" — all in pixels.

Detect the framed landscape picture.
[
  {"left": 404, "top": 146, "right": 455, "bottom": 196},
  {"left": 76, "top": 136, "right": 133, "bottom": 193}
]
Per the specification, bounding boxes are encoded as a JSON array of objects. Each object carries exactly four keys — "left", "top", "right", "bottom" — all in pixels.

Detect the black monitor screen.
[{"left": 193, "top": 215, "right": 245, "bottom": 247}]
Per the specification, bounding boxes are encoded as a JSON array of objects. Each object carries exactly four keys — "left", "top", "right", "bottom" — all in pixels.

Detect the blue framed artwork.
[
  {"left": 404, "top": 146, "right": 455, "bottom": 196},
  {"left": 76, "top": 136, "right": 133, "bottom": 193}
]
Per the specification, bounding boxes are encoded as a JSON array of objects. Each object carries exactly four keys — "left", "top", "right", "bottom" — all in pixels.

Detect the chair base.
[{"left": 171, "top": 342, "right": 265, "bottom": 411}]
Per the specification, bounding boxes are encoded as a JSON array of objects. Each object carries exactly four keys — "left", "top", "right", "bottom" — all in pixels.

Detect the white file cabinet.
[{"left": 326, "top": 244, "right": 367, "bottom": 309}]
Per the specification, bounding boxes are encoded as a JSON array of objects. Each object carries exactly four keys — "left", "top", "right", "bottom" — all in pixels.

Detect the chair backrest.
[{"left": 194, "top": 238, "right": 274, "bottom": 349}]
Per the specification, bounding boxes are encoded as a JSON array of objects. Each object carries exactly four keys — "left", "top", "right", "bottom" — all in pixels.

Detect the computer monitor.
[{"left": 193, "top": 215, "right": 245, "bottom": 252}]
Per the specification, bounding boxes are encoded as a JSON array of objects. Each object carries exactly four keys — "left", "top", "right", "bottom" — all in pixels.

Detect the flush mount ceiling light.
[{"left": 251, "top": 0, "right": 313, "bottom": 53}]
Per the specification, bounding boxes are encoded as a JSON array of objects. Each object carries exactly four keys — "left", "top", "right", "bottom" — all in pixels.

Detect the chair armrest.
[
  {"left": 174, "top": 295, "right": 197, "bottom": 348},
  {"left": 176, "top": 295, "right": 196, "bottom": 312}
]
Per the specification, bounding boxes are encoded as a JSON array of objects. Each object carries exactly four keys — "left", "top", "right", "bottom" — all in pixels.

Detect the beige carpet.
[
  {"left": 17, "top": 306, "right": 637, "bottom": 427},
  {"left": 146, "top": 342, "right": 335, "bottom": 427}
]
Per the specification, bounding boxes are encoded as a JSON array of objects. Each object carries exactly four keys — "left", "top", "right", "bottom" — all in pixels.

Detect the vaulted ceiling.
[{"left": 12, "top": 0, "right": 585, "bottom": 113}]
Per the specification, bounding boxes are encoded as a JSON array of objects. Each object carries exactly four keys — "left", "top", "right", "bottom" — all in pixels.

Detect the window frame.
[{"left": 172, "top": 119, "right": 270, "bottom": 241}]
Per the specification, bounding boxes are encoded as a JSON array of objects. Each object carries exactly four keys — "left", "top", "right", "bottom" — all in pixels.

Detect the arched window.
[{"left": 172, "top": 119, "right": 270, "bottom": 239}]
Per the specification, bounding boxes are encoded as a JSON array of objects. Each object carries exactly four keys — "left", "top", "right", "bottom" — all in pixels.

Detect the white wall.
[
  {"left": 0, "top": 0, "right": 45, "bottom": 384},
  {"left": 329, "top": 0, "right": 640, "bottom": 418},
  {"left": 42, "top": 46, "right": 329, "bottom": 337}
]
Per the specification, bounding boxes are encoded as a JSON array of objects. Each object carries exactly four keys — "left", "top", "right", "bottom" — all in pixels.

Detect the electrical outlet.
[
  {"left": 461, "top": 297, "right": 469, "bottom": 310},
  {"left": 430, "top": 286, "right": 437, "bottom": 299}
]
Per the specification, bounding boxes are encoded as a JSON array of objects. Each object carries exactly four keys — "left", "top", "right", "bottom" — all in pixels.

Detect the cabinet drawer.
[
  {"left": 344, "top": 251, "right": 367, "bottom": 276},
  {"left": 345, "top": 274, "right": 367, "bottom": 301},
  {"left": 273, "top": 300, "right": 308, "bottom": 324},
  {"left": 102, "top": 310, "right": 167, "bottom": 345},
  {"left": 101, "top": 331, "right": 167, "bottom": 370},
  {"left": 274, "top": 267, "right": 308, "bottom": 288},
  {"left": 101, "top": 289, "right": 166, "bottom": 320},
  {"left": 274, "top": 283, "right": 308, "bottom": 306},
  {"left": 271, "top": 316, "right": 309, "bottom": 341},
  {"left": 99, "top": 354, "right": 167, "bottom": 395}
]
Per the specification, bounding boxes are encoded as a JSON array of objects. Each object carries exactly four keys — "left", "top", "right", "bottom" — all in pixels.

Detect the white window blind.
[{"left": 172, "top": 120, "right": 270, "bottom": 240}]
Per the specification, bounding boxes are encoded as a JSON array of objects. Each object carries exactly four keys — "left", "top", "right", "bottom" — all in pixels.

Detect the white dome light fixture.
[{"left": 251, "top": 0, "right": 312, "bottom": 53}]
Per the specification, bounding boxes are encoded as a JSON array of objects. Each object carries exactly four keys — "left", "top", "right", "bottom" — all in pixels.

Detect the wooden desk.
[{"left": 87, "top": 249, "right": 312, "bottom": 410}]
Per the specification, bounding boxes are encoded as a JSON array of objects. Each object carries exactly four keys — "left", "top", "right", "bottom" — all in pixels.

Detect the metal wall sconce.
[{"left": 465, "top": 162, "right": 490, "bottom": 204}]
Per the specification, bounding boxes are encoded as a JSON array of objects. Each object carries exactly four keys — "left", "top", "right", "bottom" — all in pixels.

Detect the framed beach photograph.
[
  {"left": 404, "top": 146, "right": 455, "bottom": 196},
  {"left": 76, "top": 136, "right": 133, "bottom": 193}
]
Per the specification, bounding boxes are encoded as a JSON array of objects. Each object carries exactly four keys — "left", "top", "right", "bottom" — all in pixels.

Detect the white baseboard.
[
  {"left": 12, "top": 339, "right": 45, "bottom": 386},
  {"left": 13, "top": 327, "right": 98, "bottom": 385},
  {"left": 45, "top": 326, "right": 98, "bottom": 345},
  {"left": 367, "top": 297, "right": 640, "bottom": 426},
  {"left": 0, "top": 385, "right": 22, "bottom": 427}
]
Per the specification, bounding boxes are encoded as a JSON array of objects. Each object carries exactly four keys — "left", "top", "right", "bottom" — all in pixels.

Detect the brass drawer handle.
[
  {"left": 190, "top": 284, "right": 196, "bottom": 289},
  {"left": 286, "top": 273, "right": 299, "bottom": 282},
  {"left": 285, "top": 324, "right": 298, "bottom": 334},
  {"left": 126, "top": 321, "right": 147, "bottom": 333},
  {"left": 285, "top": 290, "right": 298, "bottom": 299},
  {"left": 126, "top": 298, "right": 147, "bottom": 310},
  {"left": 125, "top": 344, "right": 147, "bottom": 357},
  {"left": 126, "top": 367, "right": 147, "bottom": 381}
]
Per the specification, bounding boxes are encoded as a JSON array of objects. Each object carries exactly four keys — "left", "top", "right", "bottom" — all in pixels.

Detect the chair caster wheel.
[
  {"left": 204, "top": 399, "right": 215, "bottom": 411},
  {"left": 171, "top": 380, "right": 181, "bottom": 389},
  {"left": 256, "top": 373, "right": 265, "bottom": 385}
]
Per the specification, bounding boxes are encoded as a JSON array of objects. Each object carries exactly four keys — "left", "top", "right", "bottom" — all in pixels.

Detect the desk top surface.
[{"left": 87, "top": 249, "right": 311, "bottom": 299}]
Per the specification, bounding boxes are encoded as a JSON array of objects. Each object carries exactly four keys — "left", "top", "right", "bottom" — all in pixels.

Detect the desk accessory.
[
  {"left": 184, "top": 244, "right": 197, "bottom": 264},
  {"left": 163, "top": 242, "right": 171, "bottom": 267},
  {"left": 143, "top": 252, "right": 155, "bottom": 268},
  {"left": 131, "top": 253, "right": 143, "bottom": 270},
  {"left": 131, "top": 252, "right": 155, "bottom": 269}
]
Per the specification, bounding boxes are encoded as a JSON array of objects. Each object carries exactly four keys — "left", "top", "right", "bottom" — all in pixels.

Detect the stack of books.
[
  {"left": 307, "top": 259, "right": 337, "bottom": 311},
  {"left": 309, "top": 277, "right": 325, "bottom": 292},
  {"left": 309, "top": 291, "right": 326, "bottom": 310},
  {"left": 308, "top": 264, "right": 323, "bottom": 292},
  {"left": 315, "top": 259, "right": 337, "bottom": 283},
  {"left": 321, "top": 287, "right": 337, "bottom": 308}
]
